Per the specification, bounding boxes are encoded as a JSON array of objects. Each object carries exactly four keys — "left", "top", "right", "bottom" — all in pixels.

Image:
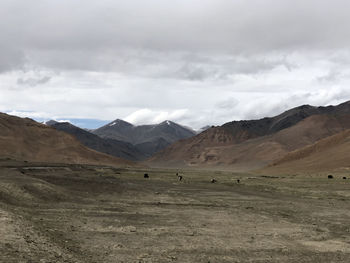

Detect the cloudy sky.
[{"left": 1, "top": 0, "right": 350, "bottom": 129}]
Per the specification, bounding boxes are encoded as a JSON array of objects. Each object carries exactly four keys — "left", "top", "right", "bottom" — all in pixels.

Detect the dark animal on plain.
[
  {"left": 328, "top": 175, "right": 333, "bottom": 179},
  {"left": 176, "top": 172, "right": 178, "bottom": 176},
  {"left": 178, "top": 175, "right": 183, "bottom": 181},
  {"left": 237, "top": 179, "right": 240, "bottom": 183},
  {"left": 144, "top": 173, "right": 149, "bottom": 178},
  {"left": 211, "top": 178, "right": 217, "bottom": 183},
  {"left": 343, "top": 177, "right": 347, "bottom": 180}
]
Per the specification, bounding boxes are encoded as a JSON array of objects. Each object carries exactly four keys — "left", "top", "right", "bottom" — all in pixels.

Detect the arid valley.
[
  {"left": 2, "top": 100, "right": 350, "bottom": 262},
  {"left": 2, "top": 1, "right": 350, "bottom": 262},
  {"left": 1, "top": 159, "right": 350, "bottom": 262}
]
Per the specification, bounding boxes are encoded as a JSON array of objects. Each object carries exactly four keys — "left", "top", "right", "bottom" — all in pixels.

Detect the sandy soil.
[{"left": 0, "top": 163, "right": 349, "bottom": 262}]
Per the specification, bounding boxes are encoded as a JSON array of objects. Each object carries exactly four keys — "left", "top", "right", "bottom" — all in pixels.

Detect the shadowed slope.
[{"left": 48, "top": 121, "right": 145, "bottom": 161}]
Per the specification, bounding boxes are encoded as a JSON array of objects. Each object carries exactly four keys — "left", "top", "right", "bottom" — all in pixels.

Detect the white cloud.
[
  {"left": 1, "top": 60, "right": 350, "bottom": 129},
  {"left": 124, "top": 109, "right": 189, "bottom": 125},
  {"left": 1, "top": 1, "right": 350, "bottom": 129}
]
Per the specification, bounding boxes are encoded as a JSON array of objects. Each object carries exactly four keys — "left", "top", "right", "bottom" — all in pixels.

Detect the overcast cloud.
[{"left": 1, "top": 0, "right": 350, "bottom": 129}]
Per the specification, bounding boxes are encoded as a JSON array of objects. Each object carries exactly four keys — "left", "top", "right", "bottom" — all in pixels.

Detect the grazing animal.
[
  {"left": 328, "top": 175, "right": 333, "bottom": 179},
  {"left": 178, "top": 175, "right": 183, "bottom": 181},
  {"left": 144, "top": 173, "right": 149, "bottom": 178},
  {"left": 211, "top": 178, "right": 217, "bottom": 183},
  {"left": 176, "top": 172, "right": 179, "bottom": 176},
  {"left": 343, "top": 177, "right": 347, "bottom": 180},
  {"left": 237, "top": 179, "right": 240, "bottom": 183}
]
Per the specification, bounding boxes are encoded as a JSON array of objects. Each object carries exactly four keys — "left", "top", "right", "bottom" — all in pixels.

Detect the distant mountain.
[
  {"left": 148, "top": 100, "right": 350, "bottom": 170},
  {"left": 262, "top": 129, "right": 350, "bottom": 174},
  {"left": 43, "top": 120, "right": 60, "bottom": 126},
  {"left": 0, "top": 113, "right": 133, "bottom": 167},
  {"left": 93, "top": 120, "right": 196, "bottom": 157},
  {"left": 93, "top": 119, "right": 134, "bottom": 142},
  {"left": 221, "top": 100, "right": 350, "bottom": 142},
  {"left": 47, "top": 121, "right": 145, "bottom": 161}
]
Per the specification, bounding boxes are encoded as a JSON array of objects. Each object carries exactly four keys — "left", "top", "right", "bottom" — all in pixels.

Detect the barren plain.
[{"left": 1, "top": 161, "right": 350, "bottom": 262}]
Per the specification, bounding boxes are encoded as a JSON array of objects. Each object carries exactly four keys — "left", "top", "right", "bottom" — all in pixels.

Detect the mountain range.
[
  {"left": 0, "top": 113, "right": 133, "bottom": 167},
  {"left": 46, "top": 120, "right": 145, "bottom": 161},
  {"left": 92, "top": 119, "right": 196, "bottom": 157},
  {"left": 2, "top": 100, "right": 350, "bottom": 173},
  {"left": 46, "top": 119, "right": 196, "bottom": 160},
  {"left": 148, "top": 101, "right": 350, "bottom": 171}
]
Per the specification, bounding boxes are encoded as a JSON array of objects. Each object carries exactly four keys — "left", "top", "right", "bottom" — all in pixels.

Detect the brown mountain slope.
[
  {"left": 148, "top": 113, "right": 350, "bottom": 170},
  {"left": 147, "top": 101, "right": 350, "bottom": 170},
  {"left": 145, "top": 126, "right": 235, "bottom": 167},
  {"left": 262, "top": 129, "right": 350, "bottom": 174},
  {"left": 0, "top": 113, "right": 133, "bottom": 167},
  {"left": 148, "top": 104, "right": 321, "bottom": 165}
]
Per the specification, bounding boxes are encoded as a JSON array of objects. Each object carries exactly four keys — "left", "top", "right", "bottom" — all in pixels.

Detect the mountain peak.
[
  {"left": 158, "top": 120, "right": 196, "bottom": 133},
  {"left": 93, "top": 118, "right": 196, "bottom": 155},
  {"left": 45, "top": 120, "right": 75, "bottom": 128},
  {"left": 159, "top": 120, "right": 174, "bottom": 126},
  {"left": 43, "top": 120, "right": 58, "bottom": 126},
  {"left": 299, "top": 104, "right": 313, "bottom": 108},
  {"left": 108, "top": 119, "right": 133, "bottom": 127}
]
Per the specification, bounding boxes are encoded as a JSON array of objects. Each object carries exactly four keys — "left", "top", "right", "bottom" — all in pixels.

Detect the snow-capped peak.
[{"left": 106, "top": 119, "right": 133, "bottom": 128}]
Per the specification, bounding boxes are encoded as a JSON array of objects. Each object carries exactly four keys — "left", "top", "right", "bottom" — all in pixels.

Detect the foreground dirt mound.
[{"left": 0, "top": 113, "right": 133, "bottom": 167}]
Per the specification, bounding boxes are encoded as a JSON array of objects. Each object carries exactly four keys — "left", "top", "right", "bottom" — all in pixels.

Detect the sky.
[{"left": 1, "top": 0, "right": 350, "bottom": 129}]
